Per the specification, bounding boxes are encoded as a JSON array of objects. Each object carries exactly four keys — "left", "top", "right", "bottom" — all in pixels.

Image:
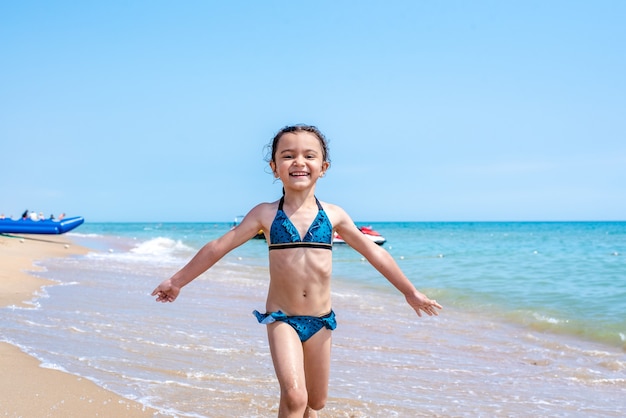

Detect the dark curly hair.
[{"left": 265, "top": 124, "right": 331, "bottom": 167}]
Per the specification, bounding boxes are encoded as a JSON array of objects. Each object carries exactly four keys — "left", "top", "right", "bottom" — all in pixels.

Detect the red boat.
[{"left": 334, "top": 225, "right": 386, "bottom": 246}]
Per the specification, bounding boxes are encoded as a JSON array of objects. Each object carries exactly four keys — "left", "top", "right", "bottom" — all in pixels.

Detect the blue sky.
[{"left": 1, "top": 1, "right": 624, "bottom": 222}]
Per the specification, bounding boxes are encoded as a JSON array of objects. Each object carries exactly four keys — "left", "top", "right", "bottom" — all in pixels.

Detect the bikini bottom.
[{"left": 253, "top": 309, "right": 337, "bottom": 342}]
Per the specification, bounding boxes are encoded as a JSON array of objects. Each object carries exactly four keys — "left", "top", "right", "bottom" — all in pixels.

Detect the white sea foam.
[
  {"left": 82, "top": 237, "right": 194, "bottom": 269},
  {"left": 5, "top": 303, "right": 37, "bottom": 310},
  {"left": 68, "top": 232, "right": 103, "bottom": 238},
  {"left": 40, "top": 362, "right": 69, "bottom": 372},
  {"left": 5, "top": 221, "right": 625, "bottom": 417},
  {"left": 532, "top": 312, "right": 567, "bottom": 324},
  {"left": 130, "top": 237, "right": 193, "bottom": 256},
  {"left": 69, "top": 326, "right": 86, "bottom": 333}
]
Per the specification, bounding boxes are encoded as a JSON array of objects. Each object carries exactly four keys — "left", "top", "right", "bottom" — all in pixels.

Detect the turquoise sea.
[{"left": 2, "top": 221, "right": 625, "bottom": 417}]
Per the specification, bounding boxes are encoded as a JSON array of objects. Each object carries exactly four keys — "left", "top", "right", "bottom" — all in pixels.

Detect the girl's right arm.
[{"left": 151, "top": 204, "right": 268, "bottom": 302}]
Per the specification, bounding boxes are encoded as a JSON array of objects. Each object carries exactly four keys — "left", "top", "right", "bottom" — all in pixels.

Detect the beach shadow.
[{"left": 0, "top": 233, "right": 69, "bottom": 246}]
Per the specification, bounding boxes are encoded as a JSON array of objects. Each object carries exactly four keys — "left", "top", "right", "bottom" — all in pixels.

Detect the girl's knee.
[
  {"left": 307, "top": 397, "right": 326, "bottom": 412},
  {"left": 282, "top": 386, "right": 308, "bottom": 412},
  {"left": 306, "top": 388, "right": 327, "bottom": 411}
]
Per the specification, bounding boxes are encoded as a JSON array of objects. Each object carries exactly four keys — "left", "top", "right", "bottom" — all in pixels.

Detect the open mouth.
[{"left": 290, "top": 171, "right": 310, "bottom": 177}]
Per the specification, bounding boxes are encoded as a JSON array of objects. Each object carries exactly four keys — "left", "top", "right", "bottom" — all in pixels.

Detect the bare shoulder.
[
  {"left": 227, "top": 200, "right": 279, "bottom": 242},
  {"left": 245, "top": 200, "right": 280, "bottom": 223},
  {"left": 320, "top": 200, "right": 379, "bottom": 252},
  {"left": 318, "top": 200, "right": 352, "bottom": 230},
  {"left": 249, "top": 200, "right": 279, "bottom": 214}
]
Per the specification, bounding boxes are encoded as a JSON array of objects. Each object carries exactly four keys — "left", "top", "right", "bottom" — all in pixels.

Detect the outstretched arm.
[
  {"left": 151, "top": 233, "right": 237, "bottom": 302},
  {"left": 151, "top": 205, "right": 266, "bottom": 303},
  {"left": 334, "top": 210, "right": 442, "bottom": 317}
]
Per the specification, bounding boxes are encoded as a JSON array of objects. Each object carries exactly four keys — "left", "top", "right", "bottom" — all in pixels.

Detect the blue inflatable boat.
[{"left": 0, "top": 217, "right": 85, "bottom": 235}]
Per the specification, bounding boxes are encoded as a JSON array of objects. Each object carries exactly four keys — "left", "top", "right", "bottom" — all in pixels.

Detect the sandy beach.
[
  {"left": 2, "top": 224, "right": 624, "bottom": 417},
  {"left": 0, "top": 234, "right": 157, "bottom": 417}
]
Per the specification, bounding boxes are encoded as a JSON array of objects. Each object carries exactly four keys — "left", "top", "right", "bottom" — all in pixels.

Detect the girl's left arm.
[{"left": 333, "top": 207, "right": 442, "bottom": 317}]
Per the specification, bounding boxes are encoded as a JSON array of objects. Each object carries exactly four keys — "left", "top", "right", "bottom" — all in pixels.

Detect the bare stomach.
[
  {"left": 265, "top": 285, "right": 331, "bottom": 316},
  {"left": 267, "top": 250, "right": 332, "bottom": 316}
]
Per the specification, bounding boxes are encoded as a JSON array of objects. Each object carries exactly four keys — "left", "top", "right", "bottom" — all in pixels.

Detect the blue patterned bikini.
[
  {"left": 253, "top": 310, "right": 337, "bottom": 342},
  {"left": 253, "top": 196, "right": 337, "bottom": 342},
  {"left": 267, "top": 196, "right": 333, "bottom": 251}
]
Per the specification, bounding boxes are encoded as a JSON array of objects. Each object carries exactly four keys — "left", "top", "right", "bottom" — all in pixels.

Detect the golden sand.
[{"left": 0, "top": 234, "right": 158, "bottom": 417}]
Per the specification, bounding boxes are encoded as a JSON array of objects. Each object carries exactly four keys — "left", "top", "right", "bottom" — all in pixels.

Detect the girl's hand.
[
  {"left": 151, "top": 279, "right": 180, "bottom": 303},
  {"left": 406, "top": 290, "right": 442, "bottom": 317}
]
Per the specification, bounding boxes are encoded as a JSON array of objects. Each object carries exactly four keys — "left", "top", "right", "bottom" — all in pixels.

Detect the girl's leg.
[
  {"left": 267, "top": 322, "right": 308, "bottom": 417},
  {"left": 302, "top": 327, "right": 332, "bottom": 414}
]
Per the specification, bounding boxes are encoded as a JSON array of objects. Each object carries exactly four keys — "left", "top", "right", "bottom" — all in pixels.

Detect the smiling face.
[{"left": 269, "top": 131, "right": 330, "bottom": 192}]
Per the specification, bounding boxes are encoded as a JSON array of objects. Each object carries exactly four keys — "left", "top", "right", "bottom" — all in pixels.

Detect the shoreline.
[
  {"left": 0, "top": 234, "right": 158, "bottom": 417},
  {"left": 2, "top": 226, "right": 624, "bottom": 416}
]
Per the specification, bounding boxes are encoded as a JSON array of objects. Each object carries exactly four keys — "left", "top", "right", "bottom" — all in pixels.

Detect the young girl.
[{"left": 151, "top": 124, "right": 442, "bottom": 417}]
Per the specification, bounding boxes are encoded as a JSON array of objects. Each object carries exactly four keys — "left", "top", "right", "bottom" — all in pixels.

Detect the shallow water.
[{"left": 2, "top": 221, "right": 625, "bottom": 416}]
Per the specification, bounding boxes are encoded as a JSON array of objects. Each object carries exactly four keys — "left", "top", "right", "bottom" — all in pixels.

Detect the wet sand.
[
  {"left": 3, "top": 231, "right": 624, "bottom": 417},
  {"left": 0, "top": 234, "right": 157, "bottom": 417}
]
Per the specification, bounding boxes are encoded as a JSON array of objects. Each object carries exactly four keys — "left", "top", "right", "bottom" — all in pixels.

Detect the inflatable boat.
[{"left": 0, "top": 217, "right": 85, "bottom": 235}]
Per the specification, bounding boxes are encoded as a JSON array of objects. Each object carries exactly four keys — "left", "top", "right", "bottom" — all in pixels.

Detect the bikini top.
[{"left": 268, "top": 196, "right": 333, "bottom": 251}]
